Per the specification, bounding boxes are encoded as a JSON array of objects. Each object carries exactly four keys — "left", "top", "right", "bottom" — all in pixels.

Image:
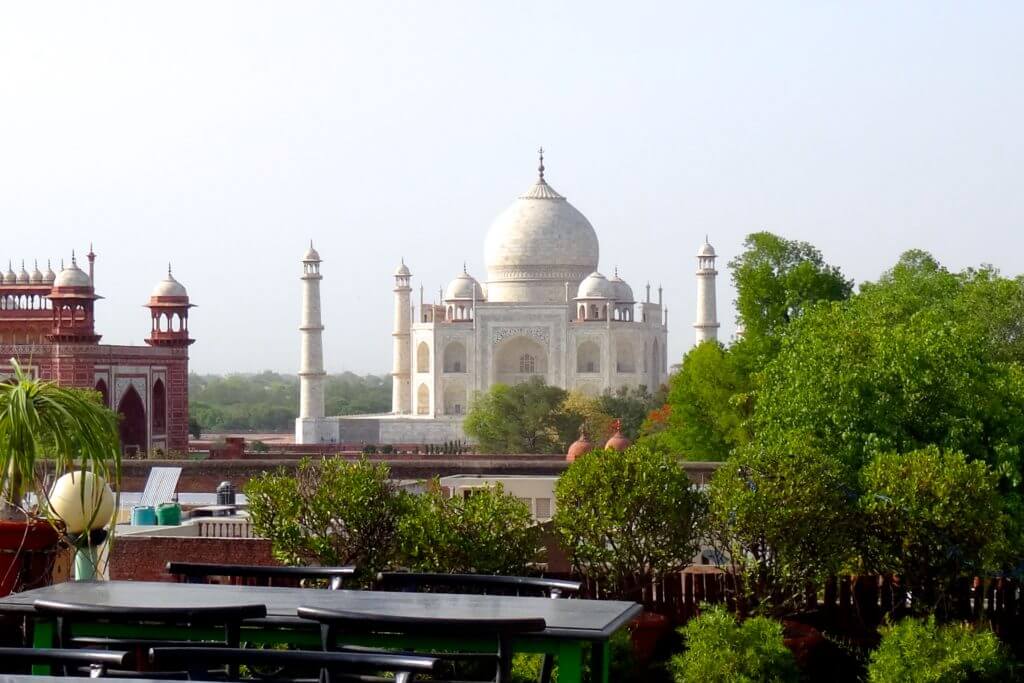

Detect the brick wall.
[{"left": 109, "top": 536, "right": 277, "bottom": 582}]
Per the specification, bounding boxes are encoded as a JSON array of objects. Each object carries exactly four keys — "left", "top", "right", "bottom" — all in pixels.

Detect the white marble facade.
[{"left": 297, "top": 151, "right": 684, "bottom": 445}]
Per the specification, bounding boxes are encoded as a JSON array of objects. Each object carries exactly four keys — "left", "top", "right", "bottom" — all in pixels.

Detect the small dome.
[
  {"left": 44, "top": 261, "right": 56, "bottom": 283},
  {"left": 576, "top": 271, "right": 616, "bottom": 300},
  {"left": 394, "top": 260, "right": 411, "bottom": 277},
  {"left": 444, "top": 267, "right": 485, "bottom": 301},
  {"left": 303, "top": 242, "right": 321, "bottom": 262},
  {"left": 17, "top": 262, "right": 30, "bottom": 284},
  {"left": 4, "top": 262, "right": 16, "bottom": 285},
  {"left": 566, "top": 431, "right": 594, "bottom": 463},
  {"left": 609, "top": 269, "right": 634, "bottom": 303},
  {"left": 54, "top": 260, "right": 91, "bottom": 288},
  {"left": 30, "top": 261, "right": 43, "bottom": 284},
  {"left": 698, "top": 239, "right": 716, "bottom": 257},
  {"left": 151, "top": 267, "right": 188, "bottom": 298},
  {"left": 604, "top": 420, "right": 631, "bottom": 452}
]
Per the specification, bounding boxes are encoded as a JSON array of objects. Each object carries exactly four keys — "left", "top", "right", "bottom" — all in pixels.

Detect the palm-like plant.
[{"left": 0, "top": 359, "right": 120, "bottom": 522}]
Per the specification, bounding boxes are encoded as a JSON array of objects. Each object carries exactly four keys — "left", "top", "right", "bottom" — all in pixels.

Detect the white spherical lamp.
[{"left": 49, "top": 471, "right": 115, "bottom": 534}]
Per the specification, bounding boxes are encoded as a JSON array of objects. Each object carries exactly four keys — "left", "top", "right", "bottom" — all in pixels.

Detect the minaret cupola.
[{"left": 145, "top": 264, "right": 194, "bottom": 347}]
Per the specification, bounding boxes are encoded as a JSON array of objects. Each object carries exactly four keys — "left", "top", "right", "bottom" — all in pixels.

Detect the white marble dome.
[
  {"left": 576, "top": 271, "right": 616, "bottom": 299},
  {"left": 698, "top": 240, "right": 716, "bottom": 257},
  {"left": 609, "top": 270, "right": 634, "bottom": 302},
  {"left": 151, "top": 268, "right": 188, "bottom": 298},
  {"left": 444, "top": 268, "right": 485, "bottom": 301},
  {"left": 303, "top": 242, "right": 321, "bottom": 262},
  {"left": 484, "top": 165, "right": 599, "bottom": 303},
  {"left": 54, "top": 261, "right": 91, "bottom": 288}
]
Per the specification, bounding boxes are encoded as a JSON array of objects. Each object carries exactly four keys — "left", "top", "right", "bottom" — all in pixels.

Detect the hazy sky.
[{"left": 1, "top": 2, "right": 1021, "bottom": 374}]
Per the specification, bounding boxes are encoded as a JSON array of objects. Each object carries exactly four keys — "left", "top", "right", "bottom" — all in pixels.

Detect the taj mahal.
[{"left": 296, "top": 151, "right": 720, "bottom": 445}]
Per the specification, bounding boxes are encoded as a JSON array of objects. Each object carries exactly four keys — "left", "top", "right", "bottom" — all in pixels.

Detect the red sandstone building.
[{"left": 0, "top": 248, "right": 194, "bottom": 455}]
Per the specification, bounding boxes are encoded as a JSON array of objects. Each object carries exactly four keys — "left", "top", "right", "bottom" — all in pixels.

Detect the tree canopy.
[{"left": 463, "top": 378, "right": 575, "bottom": 454}]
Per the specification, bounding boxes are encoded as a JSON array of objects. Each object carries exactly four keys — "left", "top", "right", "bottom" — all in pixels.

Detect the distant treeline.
[{"left": 189, "top": 371, "right": 391, "bottom": 432}]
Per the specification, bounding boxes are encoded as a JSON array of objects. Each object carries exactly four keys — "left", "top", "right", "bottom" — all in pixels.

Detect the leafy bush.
[
  {"left": 671, "top": 606, "right": 798, "bottom": 683},
  {"left": 861, "top": 447, "right": 1008, "bottom": 614},
  {"left": 399, "top": 482, "right": 540, "bottom": 574},
  {"left": 707, "top": 442, "right": 859, "bottom": 613},
  {"left": 554, "top": 444, "right": 706, "bottom": 598},
  {"left": 867, "top": 617, "right": 1011, "bottom": 682},
  {"left": 464, "top": 378, "right": 576, "bottom": 453},
  {"left": 245, "top": 458, "right": 405, "bottom": 582}
]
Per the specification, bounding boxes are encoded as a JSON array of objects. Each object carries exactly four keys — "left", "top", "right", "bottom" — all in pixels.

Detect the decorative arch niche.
[
  {"left": 416, "top": 342, "right": 430, "bottom": 373},
  {"left": 117, "top": 386, "right": 147, "bottom": 456}
]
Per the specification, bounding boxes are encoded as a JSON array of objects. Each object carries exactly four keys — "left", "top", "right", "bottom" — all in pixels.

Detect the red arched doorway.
[
  {"left": 117, "top": 386, "right": 147, "bottom": 457},
  {"left": 152, "top": 379, "right": 166, "bottom": 435},
  {"left": 95, "top": 379, "right": 109, "bottom": 408}
]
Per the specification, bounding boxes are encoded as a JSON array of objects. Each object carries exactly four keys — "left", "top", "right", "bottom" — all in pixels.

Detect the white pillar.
[
  {"left": 694, "top": 238, "right": 720, "bottom": 344},
  {"left": 392, "top": 261, "right": 413, "bottom": 414},
  {"left": 299, "top": 244, "right": 326, "bottom": 419}
]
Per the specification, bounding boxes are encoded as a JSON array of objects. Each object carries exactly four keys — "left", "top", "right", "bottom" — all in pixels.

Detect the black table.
[{"left": 0, "top": 581, "right": 642, "bottom": 683}]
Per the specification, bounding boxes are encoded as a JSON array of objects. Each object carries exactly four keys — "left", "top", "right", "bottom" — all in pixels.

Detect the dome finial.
[
  {"left": 463, "top": 261, "right": 468, "bottom": 274},
  {"left": 168, "top": 262, "right": 173, "bottom": 277},
  {"left": 537, "top": 146, "right": 545, "bottom": 181},
  {"left": 71, "top": 250, "right": 77, "bottom": 266}
]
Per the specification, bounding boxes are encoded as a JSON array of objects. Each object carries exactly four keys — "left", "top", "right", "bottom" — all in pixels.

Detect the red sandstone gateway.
[{"left": 0, "top": 248, "right": 194, "bottom": 456}]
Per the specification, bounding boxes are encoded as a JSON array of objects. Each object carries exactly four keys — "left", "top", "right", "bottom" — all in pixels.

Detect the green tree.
[
  {"left": 399, "top": 481, "right": 541, "bottom": 574},
  {"left": 595, "top": 385, "right": 661, "bottom": 441},
  {"left": 707, "top": 441, "right": 860, "bottom": 614},
  {"left": 753, "top": 253, "right": 1024, "bottom": 475},
  {"left": 463, "top": 377, "right": 575, "bottom": 453},
  {"left": 554, "top": 444, "right": 706, "bottom": 599},
  {"left": 671, "top": 606, "right": 798, "bottom": 683},
  {"left": 639, "top": 341, "right": 751, "bottom": 460},
  {"left": 867, "top": 617, "right": 1011, "bottom": 683},
  {"left": 0, "top": 360, "right": 121, "bottom": 521},
  {"left": 245, "top": 458, "right": 405, "bottom": 582},
  {"left": 861, "top": 448, "right": 1008, "bottom": 615},
  {"left": 729, "top": 231, "right": 853, "bottom": 361}
]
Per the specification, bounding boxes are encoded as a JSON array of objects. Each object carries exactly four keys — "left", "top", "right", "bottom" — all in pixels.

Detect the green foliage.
[
  {"left": 245, "top": 458, "right": 405, "bottom": 582},
  {"left": 187, "top": 415, "right": 202, "bottom": 439},
  {"left": 640, "top": 341, "right": 752, "bottom": 460},
  {"left": 594, "top": 385, "right": 663, "bottom": 441},
  {"left": 861, "top": 448, "right": 1008, "bottom": 614},
  {"left": 729, "top": 231, "right": 853, "bottom": 360},
  {"left": 511, "top": 630, "right": 640, "bottom": 683},
  {"left": 554, "top": 444, "right": 706, "bottom": 598},
  {"left": 707, "top": 442, "right": 859, "bottom": 613},
  {"left": 867, "top": 617, "right": 1011, "bottom": 683},
  {"left": 189, "top": 371, "right": 390, "bottom": 432},
  {"left": 753, "top": 253, "right": 1024, "bottom": 475},
  {"left": 671, "top": 606, "right": 798, "bottom": 683},
  {"left": 464, "top": 377, "right": 576, "bottom": 453},
  {"left": 399, "top": 482, "right": 540, "bottom": 574},
  {"left": 0, "top": 359, "right": 121, "bottom": 521}
]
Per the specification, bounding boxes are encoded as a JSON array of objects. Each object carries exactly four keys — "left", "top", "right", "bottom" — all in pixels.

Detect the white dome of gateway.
[{"left": 483, "top": 150, "right": 599, "bottom": 303}]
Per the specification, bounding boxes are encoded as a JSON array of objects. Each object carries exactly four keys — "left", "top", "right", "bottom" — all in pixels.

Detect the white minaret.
[
  {"left": 299, "top": 242, "right": 326, "bottom": 420},
  {"left": 694, "top": 237, "right": 720, "bottom": 344},
  {"left": 391, "top": 260, "right": 413, "bottom": 414}
]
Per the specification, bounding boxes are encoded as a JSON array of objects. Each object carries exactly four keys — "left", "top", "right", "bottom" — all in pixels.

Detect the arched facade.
[
  {"left": 416, "top": 342, "right": 430, "bottom": 373},
  {"left": 443, "top": 341, "right": 466, "bottom": 373},
  {"left": 443, "top": 382, "right": 467, "bottom": 415},
  {"left": 576, "top": 340, "right": 601, "bottom": 374},
  {"left": 416, "top": 383, "right": 430, "bottom": 415},
  {"left": 117, "top": 386, "right": 147, "bottom": 457},
  {"left": 494, "top": 336, "right": 548, "bottom": 385},
  {"left": 152, "top": 379, "right": 166, "bottom": 435},
  {"left": 616, "top": 339, "right": 636, "bottom": 373}
]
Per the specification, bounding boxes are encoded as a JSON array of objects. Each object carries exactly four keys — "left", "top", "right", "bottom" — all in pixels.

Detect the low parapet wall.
[{"left": 118, "top": 457, "right": 721, "bottom": 494}]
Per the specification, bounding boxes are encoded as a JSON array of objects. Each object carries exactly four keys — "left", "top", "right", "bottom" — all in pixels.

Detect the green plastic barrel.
[{"left": 155, "top": 502, "right": 181, "bottom": 526}]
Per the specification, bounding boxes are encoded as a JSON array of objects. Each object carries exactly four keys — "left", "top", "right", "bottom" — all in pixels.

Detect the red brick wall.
[{"left": 109, "top": 536, "right": 277, "bottom": 582}]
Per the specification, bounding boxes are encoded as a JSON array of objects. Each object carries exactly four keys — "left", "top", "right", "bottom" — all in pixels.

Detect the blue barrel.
[{"left": 131, "top": 505, "right": 157, "bottom": 526}]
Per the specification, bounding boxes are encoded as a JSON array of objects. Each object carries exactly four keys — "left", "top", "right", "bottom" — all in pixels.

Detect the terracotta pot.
[
  {"left": 628, "top": 610, "right": 670, "bottom": 664},
  {"left": 0, "top": 519, "right": 62, "bottom": 597},
  {"left": 782, "top": 619, "right": 826, "bottom": 671}
]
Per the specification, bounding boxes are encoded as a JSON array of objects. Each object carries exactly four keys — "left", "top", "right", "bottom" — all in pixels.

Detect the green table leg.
[
  {"left": 591, "top": 640, "right": 611, "bottom": 683},
  {"left": 557, "top": 641, "right": 585, "bottom": 683},
  {"left": 31, "top": 619, "right": 55, "bottom": 675}
]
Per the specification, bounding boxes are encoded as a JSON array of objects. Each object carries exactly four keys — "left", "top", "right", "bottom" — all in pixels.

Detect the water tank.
[{"left": 131, "top": 505, "right": 157, "bottom": 526}]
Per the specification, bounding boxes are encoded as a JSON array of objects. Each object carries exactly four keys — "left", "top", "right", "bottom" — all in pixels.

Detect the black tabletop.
[{"left": 0, "top": 581, "right": 641, "bottom": 640}]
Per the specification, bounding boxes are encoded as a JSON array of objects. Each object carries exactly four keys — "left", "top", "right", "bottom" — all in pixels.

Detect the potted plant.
[
  {"left": 0, "top": 359, "right": 121, "bottom": 595},
  {"left": 554, "top": 444, "right": 707, "bottom": 663}
]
